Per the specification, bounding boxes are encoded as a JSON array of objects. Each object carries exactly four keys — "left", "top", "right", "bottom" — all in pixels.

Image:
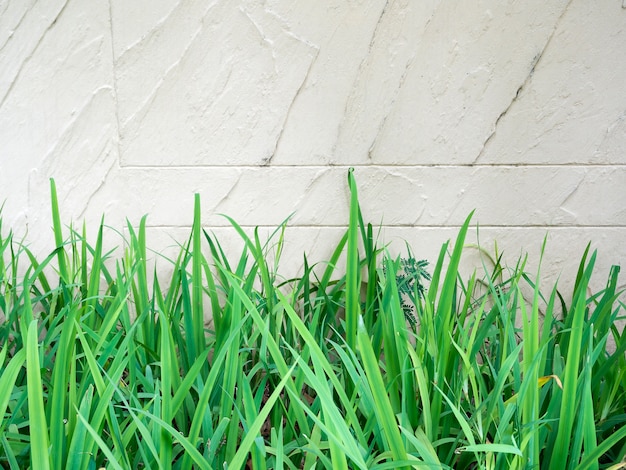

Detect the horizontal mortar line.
[
  {"left": 117, "top": 163, "right": 626, "bottom": 170},
  {"left": 144, "top": 224, "right": 626, "bottom": 230}
]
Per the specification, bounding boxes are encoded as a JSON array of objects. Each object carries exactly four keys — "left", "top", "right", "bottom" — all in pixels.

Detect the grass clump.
[{"left": 0, "top": 170, "right": 625, "bottom": 469}]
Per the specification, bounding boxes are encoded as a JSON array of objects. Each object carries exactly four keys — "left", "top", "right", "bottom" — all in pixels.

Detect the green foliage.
[{"left": 0, "top": 175, "right": 624, "bottom": 469}]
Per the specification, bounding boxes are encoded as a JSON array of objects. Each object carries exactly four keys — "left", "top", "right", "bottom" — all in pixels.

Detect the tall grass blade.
[
  {"left": 76, "top": 411, "right": 126, "bottom": 470},
  {"left": 159, "top": 307, "right": 174, "bottom": 470},
  {"left": 49, "top": 178, "right": 69, "bottom": 284},
  {"left": 26, "top": 320, "right": 50, "bottom": 470},
  {"left": 357, "top": 315, "right": 408, "bottom": 465},
  {"left": 0, "top": 349, "right": 25, "bottom": 433},
  {"left": 228, "top": 364, "right": 297, "bottom": 470},
  {"left": 430, "top": 211, "right": 473, "bottom": 440},
  {"left": 47, "top": 303, "right": 78, "bottom": 469},
  {"left": 345, "top": 168, "right": 361, "bottom": 350},
  {"left": 191, "top": 194, "right": 207, "bottom": 369},
  {"left": 550, "top": 251, "right": 596, "bottom": 470}
]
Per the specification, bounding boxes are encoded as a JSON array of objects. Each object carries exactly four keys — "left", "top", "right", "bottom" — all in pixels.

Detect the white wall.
[{"left": 1, "top": 1, "right": 625, "bottom": 293}]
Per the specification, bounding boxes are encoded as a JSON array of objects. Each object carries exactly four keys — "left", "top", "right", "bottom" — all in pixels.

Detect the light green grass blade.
[
  {"left": 574, "top": 424, "right": 626, "bottom": 470},
  {"left": 269, "top": 427, "right": 284, "bottom": 469},
  {"left": 430, "top": 212, "right": 473, "bottom": 441},
  {"left": 398, "top": 426, "right": 442, "bottom": 467},
  {"left": 66, "top": 385, "right": 94, "bottom": 469},
  {"left": 0, "top": 348, "right": 26, "bottom": 433},
  {"left": 520, "top": 236, "right": 545, "bottom": 468},
  {"left": 281, "top": 343, "right": 367, "bottom": 469},
  {"left": 240, "top": 368, "right": 267, "bottom": 470},
  {"left": 579, "top": 329, "right": 599, "bottom": 470},
  {"left": 550, "top": 251, "right": 596, "bottom": 470},
  {"left": 49, "top": 178, "right": 69, "bottom": 284},
  {"left": 458, "top": 443, "right": 522, "bottom": 457},
  {"left": 159, "top": 308, "right": 174, "bottom": 470},
  {"left": 379, "top": 256, "right": 408, "bottom": 416},
  {"left": 129, "top": 408, "right": 213, "bottom": 470},
  {"left": 48, "top": 303, "right": 78, "bottom": 469},
  {"left": 76, "top": 411, "right": 126, "bottom": 470},
  {"left": 191, "top": 194, "right": 207, "bottom": 367},
  {"left": 214, "top": 267, "right": 312, "bottom": 436},
  {"left": 357, "top": 315, "right": 408, "bottom": 465},
  {"left": 277, "top": 291, "right": 367, "bottom": 448},
  {"left": 26, "top": 320, "right": 50, "bottom": 470},
  {"left": 228, "top": 364, "right": 297, "bottom": 470},
  {"left": 345, "top": 168, "right": 361, "bottom": 350}
]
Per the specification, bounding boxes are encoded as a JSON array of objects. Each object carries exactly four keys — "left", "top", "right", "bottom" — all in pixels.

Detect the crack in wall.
[
  {"left": 472, "top": 0, "right": 574, "bottom": 165},
  {"left": 117, "top": 20, "right": 205, "bottom": 140},
  {"left": 383, "top": 167, "right": 429, "bottom": 224},
  {"left": 442, "top": 184, "right": 470, "bottom": 225},
  {"left": 289, "top": 167, "right": 328, "bottom": 212},
  {"left": 0, "top": 0, "right": 69, "bottom": 109},
  {"left": 0, "top": 1, "right": 35, "bottom": 53},
  {"left": 558, "top": 171, "right": 586, "bottom": 215},
  {"left": 113, "top": 0, "right": 220, "bottom": 144},
  {"left": 241, "top": 7, "right": 275, "bottom": 54},
  {"left": 265, "top": 44, "right": 320, "bottom": 166},
  {"left": 472, "top": 81, "right": 525, "bottom": 164},
  {"left": 114, "top": 0, "right": 219, "bottom": 63},
  {"left": 594, "top": 109, "right": 626, "bottom": 156},
  {"left": 39, "top": 86, "right": 114, "bottom": 166},
  {"left": 212, "top": 169, "right": 244, "bottom": 211},
  {"left": 76, "top": 150, "right": 117, "bottom": 220},
  {"left": 333, "top": 0, "right": 390, "bottom": 159},
  {"left": 363, "top": 1, "right": 441, "bottom": 162}
]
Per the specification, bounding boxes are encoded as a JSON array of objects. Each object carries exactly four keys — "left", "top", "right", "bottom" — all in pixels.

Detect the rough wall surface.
[{"left": 1, "top": 1, "right": 625, "bottom": 292}]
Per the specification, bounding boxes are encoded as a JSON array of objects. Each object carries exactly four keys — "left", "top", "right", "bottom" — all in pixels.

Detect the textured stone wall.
[{"left": 1, "top": 1, "right": 625, "bottom": 292}]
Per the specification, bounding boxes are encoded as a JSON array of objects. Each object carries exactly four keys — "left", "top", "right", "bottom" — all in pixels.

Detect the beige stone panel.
[
  {"left": 0, "top": 0, "right": 116, "bottom": 243},
  {"left": 272, "top": 0, "right": 420, "bottom": 165},
  {"left": 364, "top": 0, "right": 570, "bottom": 165},
  {"left": 330, "top": 0, "right": 441, "bottom": 164},
  {"left": 0, "top": 0, "right": 65, "bottom": 104},
  {"left": 113, "top": 0, "right": 318, "bottom": 166},
  {"left": 478, "top": 1, "right": 626, "bottom": 164}
]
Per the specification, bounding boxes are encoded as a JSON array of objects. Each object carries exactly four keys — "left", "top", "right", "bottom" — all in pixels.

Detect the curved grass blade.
[
  {"left": 0, "top": 349, "right": 26, "bottom": 433},
  {"left": 357, "top": 315, "right": 408, "bottom": 465},
  {"left": 550, "top": 251, "right": 597, "bottom": 470},
  {"left": 132, "top": 408, "right": 214, "bottom": 470},
  {"left": 228, "top": 364, "right": 297, "bottom": 470},
  {"left": 76, "top": 411, "right": 126, "bottom": 470},
  {"left": 66, "top": 385, "right": 95, "bottom": 469}
]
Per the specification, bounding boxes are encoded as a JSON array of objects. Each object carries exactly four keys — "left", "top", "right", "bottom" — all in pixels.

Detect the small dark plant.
[{"left": 393, "top": 254, "right": 431, "bottom": 325}]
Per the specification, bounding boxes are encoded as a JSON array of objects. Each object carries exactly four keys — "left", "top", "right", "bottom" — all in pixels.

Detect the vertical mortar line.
[{"left": 107, "top": 0, "right": 123, "bottom": 171}]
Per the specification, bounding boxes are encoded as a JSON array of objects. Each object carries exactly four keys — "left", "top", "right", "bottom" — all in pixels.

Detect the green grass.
[{"left": 0, "top": 174, "right": 624, "bottom": 469}]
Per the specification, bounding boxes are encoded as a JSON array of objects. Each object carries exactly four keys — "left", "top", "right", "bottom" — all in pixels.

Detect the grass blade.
[
  {"left": 345, "top": 168, "right": 361, "bottom": 350},
  {"left": 357, "top": 315, "right": 408, "bottom": 465},
  {"left": 26, "top": 320, "right": 50, "bottom": 470},
  {"left": 228, "top": 364, "right": 297, "bottom": 470}
]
